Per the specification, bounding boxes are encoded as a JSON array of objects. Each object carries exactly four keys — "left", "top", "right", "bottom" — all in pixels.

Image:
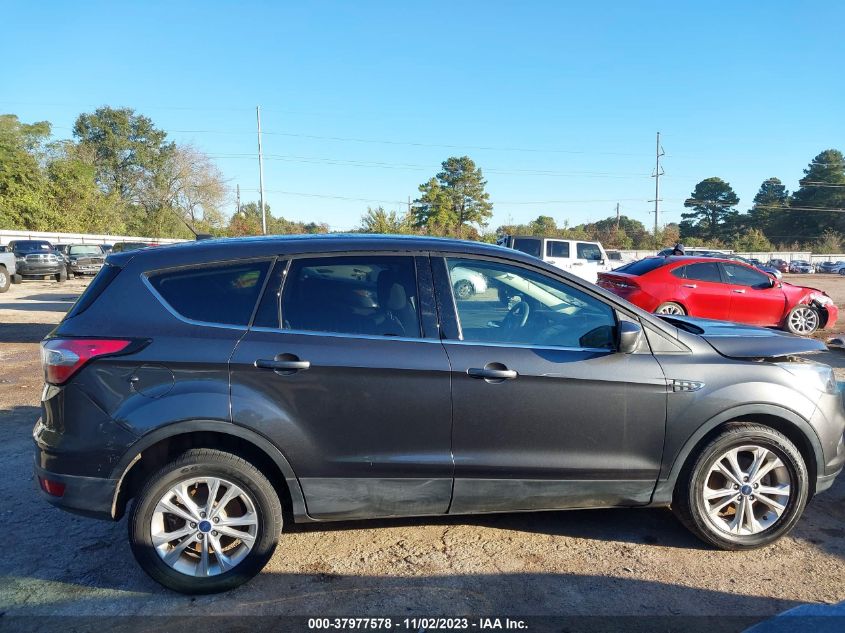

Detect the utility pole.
[
  {"left": 650, "top": 132, "right": 665, "bottom": 238},
  {"left": 615, "top": 202, "right": 621, "bottom": 231},
  {"left": 256, "top": 106, "right": 267, "bottom": 235},
  {"left": 236, "top": 184, "right": 241, "bottom": 216}
]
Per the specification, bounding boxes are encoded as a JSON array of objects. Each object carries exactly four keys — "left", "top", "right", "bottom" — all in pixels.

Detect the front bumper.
[
  {"left": 69, "top": 263, "right": 103, "bottom": 275},
  {"left": 17, "top": 262, "right": 63, "bottom": 276},
  {"left": 34, "top": 461, "right": 117, "bottom": 520}
]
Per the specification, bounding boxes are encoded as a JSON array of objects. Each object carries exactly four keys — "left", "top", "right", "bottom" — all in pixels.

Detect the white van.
[{"left": 497, "top": 235, "right": 612, "bottom": 283}]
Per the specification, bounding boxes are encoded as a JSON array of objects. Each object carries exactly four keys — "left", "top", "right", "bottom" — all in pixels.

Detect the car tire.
[
  {"left": 129, "top": 448, "right": 282, "bottom": 594},
  {"left": 673, "top": 422, "right": 808, "bottom": 550},
  {"left": 784, "top": 305, "right": 820, "bottom": 336},
  {"left": 655, "top": 302, "right": 686, "bottom": 315},
  {"left": 11, "top": 273, "right": 21, "bottom": 284},
  {"left": 0, "top": 266, "right": 9, "bottom": 293},
  {"left": 838, "top": 269, "right": 845, "bottom": 276},
  {"left": 453, "top": 279, "right": 475, "bottom": 300},
  {"left": 56, "top": 269, "right": 67, "bottom": 283}
]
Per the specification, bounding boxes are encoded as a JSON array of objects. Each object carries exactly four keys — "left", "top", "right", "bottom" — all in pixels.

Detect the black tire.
[
  {"left": 839, "top": 269, "right": 845, "bottom": 276},
  {"left": 129, "top": 448, "right": 282, "bottom": 594},
  {"left": 11, "top": 273, "right": 21, "bottom": 284},
  {"left": 654, "top": 301, "right": 686, "bottom": 315},
  {"left": 56, "top": 268, "right": 67, "bottom": 283},
  {"left": 784, "top": 305, "right": 819, "bottom": 336},
  {"left": 453, "top": 279, "right": 475, "bottom": 300},
  {"left": 673, "top": 422, "right": 808, "bottom": 550},
  {"left": 0, "top": 266, "right": 9, "bottom": 293}
]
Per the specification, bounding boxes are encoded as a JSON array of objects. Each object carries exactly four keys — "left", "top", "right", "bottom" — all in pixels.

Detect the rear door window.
[
  {"left": 673, "top": 262, "right": 722, "bottom": 283},
  {"left": 614, "top": 258, "right": 668, "bottom": 276},
  {"left": 280, "top": 255, "right": 421, "bottom": 338},
  {"left": 149, "top": 260, "right": 271, "bottom": 326},
  {"left": 546, "top": 240, "right": 570, "bottom": 258}
]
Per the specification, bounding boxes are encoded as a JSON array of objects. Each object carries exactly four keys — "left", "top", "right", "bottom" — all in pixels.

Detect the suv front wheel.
[
  {"left": 673, "top": 423, "right": 808, "bottom": 550},
  {"left": 129, "top": 448, "right": 282, "bottom": 594}
]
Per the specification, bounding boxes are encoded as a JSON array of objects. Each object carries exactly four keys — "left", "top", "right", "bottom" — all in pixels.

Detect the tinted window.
[
  {"left": 281, "top": 256, "right": 420, "bottom": 338},
  {"left": 13, "top": 241, "right": 52, "bottom": 253},
  {"left": 252, "top": 260, "right": 287, "bottom": 328},
  {"left": 150, "top": 260, "right": 270, "bottom": 326},
  {"left": 674, "top": 262, "right": 722, "bottom": 283},
  {"left": 614, "top": 258, "right": 669, "bottom": 276},
  {"left": 723, "top": 263, "right": 771, "bottom": 288},
  {"left": 512, "top": 238, "right": 541, "bottom": 258},
  {"left": 546, "top": 240, "right": 570, "bottom": 257},
  {"left": 577, "top": 242, "right": 602, "bottom": 261},
  {"left": 446, "top": 258, "right": 616, "bottom": 349}
]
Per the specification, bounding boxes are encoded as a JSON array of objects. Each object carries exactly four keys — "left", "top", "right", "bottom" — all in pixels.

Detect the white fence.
[
  {"left": 618, "top": 249, "right": 816, "bottom": 263},
  {"left": 0, "top": 229, "right": 189, "bottom": 247}
]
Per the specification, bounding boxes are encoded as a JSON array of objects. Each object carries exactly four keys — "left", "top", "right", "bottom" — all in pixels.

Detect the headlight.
[
  {"left": 776, "top": 361, "right": 838, "bottom": 394},
  {"left": 813, "top": 295, "right": 833, "bottom": 306}
]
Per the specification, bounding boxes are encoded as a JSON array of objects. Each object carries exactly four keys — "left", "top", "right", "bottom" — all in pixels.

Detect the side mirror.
[{"left": 618, "top": 321, "right": 643, "bottom": 354}]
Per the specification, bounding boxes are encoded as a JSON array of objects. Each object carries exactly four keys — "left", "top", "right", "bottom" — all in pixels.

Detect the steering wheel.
[{"left": 503, "top": 299, "right": 530, "bottom": 330}]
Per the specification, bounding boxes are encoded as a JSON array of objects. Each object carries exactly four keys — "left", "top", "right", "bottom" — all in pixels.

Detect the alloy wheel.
[
  {"left": 656, "top": 303, "right": 684, "bottom": 315},
  {"left": 788, "top": 307, "right": 818, "bottom": 335},
  {"left": 702, "top": 445, "right": 792, "bottom": 536},
  {"left": 151, "top": 477, "right": 259, "bottom": 577}
]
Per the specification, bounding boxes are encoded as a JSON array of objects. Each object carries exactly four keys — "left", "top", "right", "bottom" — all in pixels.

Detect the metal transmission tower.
[
  {"left": 650, "top": 132, "right": 665, "bottom": 239},
  {"left": 256, "top": 106, "right": 267, "bottom": 235}
]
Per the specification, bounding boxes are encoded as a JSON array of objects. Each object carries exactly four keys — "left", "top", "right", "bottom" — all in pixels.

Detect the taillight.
[{"left": 40, "top": 338, "right": 132, "bottom": 385}]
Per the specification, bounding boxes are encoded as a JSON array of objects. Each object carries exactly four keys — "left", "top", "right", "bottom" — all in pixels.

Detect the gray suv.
[{"left": 34, "top": 235, "right": 845, "bottom": 593}]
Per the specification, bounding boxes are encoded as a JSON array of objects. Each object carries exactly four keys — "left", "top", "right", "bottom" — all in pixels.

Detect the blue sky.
[{"left": 3, "top": 1, "right": 844, "bottom": 232}]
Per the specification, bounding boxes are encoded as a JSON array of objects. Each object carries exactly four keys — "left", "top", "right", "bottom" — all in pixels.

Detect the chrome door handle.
[
  {"left": 732, "top": 289, "right": 746, "bottom": 294},
  {"left": 255, "top": 359, "right": 311, "bottom": 371},
  {"left": 682, "top": 283, "right": 697, "bottom": 288},
  {"left": 468, "top": 367, "right": 518, "bottom": 380}
]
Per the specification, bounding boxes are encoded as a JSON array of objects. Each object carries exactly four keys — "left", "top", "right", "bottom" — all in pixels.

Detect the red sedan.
[{"left": 598, "top": 256, "right": 838, "bottom": 336}]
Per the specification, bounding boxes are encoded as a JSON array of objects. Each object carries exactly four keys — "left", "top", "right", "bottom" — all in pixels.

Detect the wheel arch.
[
  {"left": 652, "top": 404, "right": 823, "bottom": 505},
  {"left": 110, "top": 420, "right": 310, "bottom": 523}
]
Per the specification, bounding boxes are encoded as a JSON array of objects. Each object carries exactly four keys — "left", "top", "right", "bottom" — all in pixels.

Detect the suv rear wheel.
[
  {"left": 673, "top": 423, "right": 808, "bottom": 550},
  {"left": 129, "top": 448, "right": 282, "bottom": 594},
  {"left": 0, "top": 266, "right": 9, "bottom": 293}
]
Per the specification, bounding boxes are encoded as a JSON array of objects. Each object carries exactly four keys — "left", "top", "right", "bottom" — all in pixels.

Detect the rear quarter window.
[
  {"left": 512, "top": 238, "right": 542, "bottom": 258},
  {"left": 148, "top": 260, "right": 271, "bottom": 326}
]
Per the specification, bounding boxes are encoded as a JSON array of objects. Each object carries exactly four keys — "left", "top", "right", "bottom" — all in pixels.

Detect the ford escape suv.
[{"left": 34, "top": 235, "right": 845, "bottom": 593}]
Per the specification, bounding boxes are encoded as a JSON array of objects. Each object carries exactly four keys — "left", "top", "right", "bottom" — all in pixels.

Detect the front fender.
[{"left": 651, "top": 403, "right": 824, "bottom": 505}]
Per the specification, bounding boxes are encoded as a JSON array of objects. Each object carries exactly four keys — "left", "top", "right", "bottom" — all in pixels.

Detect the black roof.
[{"left": 109, "top": 234, "right": 524, "bottom": 269}]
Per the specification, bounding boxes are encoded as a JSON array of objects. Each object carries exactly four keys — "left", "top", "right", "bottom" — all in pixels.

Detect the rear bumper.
[{"left": 34, "top": 461, "right": 117, "bottom": 520}]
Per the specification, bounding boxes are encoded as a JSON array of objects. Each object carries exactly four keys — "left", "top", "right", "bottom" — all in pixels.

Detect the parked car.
[
  {"left": 0, "top": 246, "right": 17, "bottom": 292},
  {"left": 112, "top": 241, "right": 157, "bottom": 253},
  {"left": 450, "top": 266, "right": 488, "bottom": 299},
  {"left": 497, "top": 235, "right": 611, "bottom": 283},
  {"left": 7, "top": 240, "right": 66, "bottom": 282},
  {"left": 816, "top": 260, "right": 845, "bottom": 274},
  {"left": 768, "top": 259, "right": 789, "bottom": 273},
  {"left": 789, "top": 260, "right": 816, "bottom": 274},
  {"left": 101, "top": 243, "right": 114, "bottom": 254},
  {"left": 35, "top": 236, "right": 844, "bottom": 593},
  {"left": 656, "top": 247, "right": 731, "bottom": 258},
  {"left": 61, "top": 244, "right": 106, "bottom": 277},
  {"left": 597, "top": 256, "right": 837, "bottom": 335}
]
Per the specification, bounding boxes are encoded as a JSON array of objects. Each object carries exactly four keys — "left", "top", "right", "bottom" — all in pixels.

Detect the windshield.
[
  {"left": 69, "top": 245, "right": 103, "bottom": 256},
  {"left": 14, "top": 241, "right": 52, "bottom": 253}
]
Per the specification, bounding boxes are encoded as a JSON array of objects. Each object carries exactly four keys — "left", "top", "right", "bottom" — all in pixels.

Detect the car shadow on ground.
[
  {"left": 813, "top": 348, "right": 845, "bottom": 369},
  {"left": 0, "top": 322, "right": 56, "bottom": 343}
]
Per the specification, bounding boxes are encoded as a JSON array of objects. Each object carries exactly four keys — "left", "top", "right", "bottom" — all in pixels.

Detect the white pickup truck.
[{"left": 0, "top": 247, "right": 17, "bottom": 292}]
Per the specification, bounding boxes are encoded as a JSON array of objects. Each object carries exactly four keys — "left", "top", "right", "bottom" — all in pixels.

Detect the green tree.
[
  {"left": 359, "top": 206, "right": 412, "bottom": 233},
  {"left": 788, "top": 149, "right": 845, "bottom": 240},
  {"left": 681, "top": 177, "right": 740, "bottom": 241},
  {"left": 0, "top": 115, "right": 52, "bottom": 229},
  {"left": 731, "top": 228, "right": 772, "bottom": 252},
  {"left": 413, "top": 156, "right": 493, "bottom": 236},
  {"left": 746, "top": 177, "right": 789, "bottom": 241},
  {"left": 73, "top": 107, "right": 174, "bottom": 203},
  {"left": 528, "top": 215, "right": 558, "bottom": 235}
]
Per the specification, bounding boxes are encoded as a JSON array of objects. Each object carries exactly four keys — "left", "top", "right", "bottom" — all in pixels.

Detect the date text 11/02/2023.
[{"left": 307, "top": 618, "right": 529, "bottom": 630}]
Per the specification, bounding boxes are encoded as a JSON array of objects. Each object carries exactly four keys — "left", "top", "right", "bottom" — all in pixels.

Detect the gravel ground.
[{"left": 1, "top": 274, "right": 844, "bottom": 625}]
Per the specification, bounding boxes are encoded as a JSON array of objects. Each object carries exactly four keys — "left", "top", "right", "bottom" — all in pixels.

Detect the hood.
[{"left": 657, "top": 315, "right": 825, "bottom": 358}]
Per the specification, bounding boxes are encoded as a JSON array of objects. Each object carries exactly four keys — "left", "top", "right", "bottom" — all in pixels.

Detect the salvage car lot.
[{"left": 1, "top": 275, "right": 844, "bottom": 621}]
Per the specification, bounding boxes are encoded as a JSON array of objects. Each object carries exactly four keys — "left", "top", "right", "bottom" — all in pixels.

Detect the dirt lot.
[{"left": 1, "top": 274, "right": 844, "bottom": 626}]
